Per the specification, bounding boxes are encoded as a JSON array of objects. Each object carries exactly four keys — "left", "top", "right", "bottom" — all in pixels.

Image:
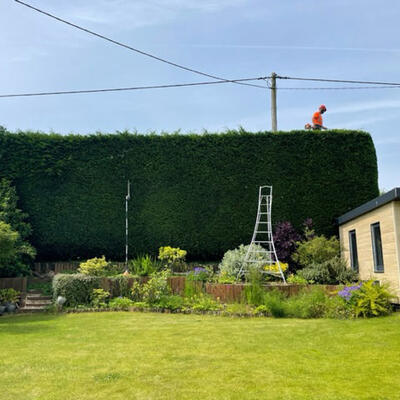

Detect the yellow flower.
[{"left": 264, "top": 262, "right": 288, "bottom": 273}]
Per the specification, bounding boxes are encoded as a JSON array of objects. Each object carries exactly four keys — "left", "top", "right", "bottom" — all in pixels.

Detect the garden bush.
[
  {"left": 292, "top": 235, "right": 340, "bottom": 267},
  {"left": 109, "top": 297, "right": 135, "bottom": 310},
  {"left": 78, "top": 256, "right": 112, "bottom": 276},
  {"left": 129, "top": 254, "right": 160, "bottom": 276},
  {"left": 52, "top": 274, "right": 102, "bottom": 307},
  {"left": 263, "top": 290, "right": 287, "bottom": 318},
  {"left": 0, "top": 179, "right": 36, "bottom": 277},
  {"left": 91, "top": 288, "right": 110, "bottom": 308},
  {"left": 340, "top": 280, "right": 395, "bottom": 318},
  {"left": 298, "top": 256, "right": 358, "bottom": 284},
  {"left": 141, "top": 270, "right": 171, "bottom": 306},
  {"left": 158, "top": 246, "right": 187, "bottom": 272},
  {"left": 218, "top": 244, "right": 264, "bottom": 279},
  {"left": 284, "top": 287, "right": 329, "bottom": 318},
  {"left": 0, "top": 129, "right": 378, "bottom": 261}
]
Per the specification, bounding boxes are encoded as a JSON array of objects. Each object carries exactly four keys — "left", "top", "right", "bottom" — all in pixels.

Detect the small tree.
[
  {"left": 0, "top": 179, "right": 36, "bottom": 277},
  {"left": 273, "top": 221, "right": 301, "bottom": 272}
]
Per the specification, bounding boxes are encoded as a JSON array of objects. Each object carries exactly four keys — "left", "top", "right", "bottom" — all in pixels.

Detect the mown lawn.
[{"left": 1, "top": 312, "right": 400, "bottom": 400}]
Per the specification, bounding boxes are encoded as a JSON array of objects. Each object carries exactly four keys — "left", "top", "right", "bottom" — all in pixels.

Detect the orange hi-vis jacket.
[{"left": 312, "top": 111, "right": 323, "bottom": 126}]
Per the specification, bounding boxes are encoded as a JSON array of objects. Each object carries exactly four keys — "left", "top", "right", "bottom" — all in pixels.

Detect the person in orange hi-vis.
[{"left": 312, "top": 104, "right": 327, "bottom": 130}]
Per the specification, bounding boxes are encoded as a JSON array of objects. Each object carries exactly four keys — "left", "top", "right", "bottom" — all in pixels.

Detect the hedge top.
[{"left": 0, "top": 128, "right": 378, "bottom": 261}]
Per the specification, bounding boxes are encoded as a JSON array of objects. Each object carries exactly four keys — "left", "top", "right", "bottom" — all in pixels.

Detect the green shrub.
[
  {"left": 141, "top": 270, "right": 171, "bottom": 306},
  {"left": 298, "top": 263, "right": 331, "bottom": 284},
  {"left": 244, "top": 266, "right": 265, "bottom": 306},
  {"left": 129, "top": 255, "right": 160, "bottom": 276},
  {"left": 286, "top": 274, "right": 308, "bottom": 285},
  {"left": 188, "top": 294, "right": 222, "bottom": 312},
  {"left": 217, "top": 271, "right": 236, "bottom": 284},
  {"left": 293, "top": 235, "right": 340, "bottom": 268},
  {"left": 52, "top": 274, "right": 102, "bottom": 306},
  {"left": 157, "top": 295, "right": 185, "bottom": 311},
  {"left": 91, "top": 288, "right": 110, "bottom": 308},
  {"left": 0, "top": 179, "right": 36, "bottom": 277},
  {"left": 351, "top": 281, "right": 394, "bottom": 318},
  {"left": 158, "top": 246, "right": 187, "bottom": 272},
  {"left": 299, "top": 257, "right": 358, "bottom": 284},
  {"left": 109, "top": 297, "right": 135, "bottom": 310},
  {"left": 0, "top": 130, "right": 378, "bottom": 261},
  {"left": 0, "top": 288, "right": 20, "bottom": 304},
  {"left": 285, "top": 287, "right": 329, "bottom": 319},
  {"left": 263, "top": 290, "right": 286, "bottom": 318},
  {"left": 183, "top": 279, "right": 203, "bottom": 298},
  {"left": 218, "top": 244, "right": 265, "bottom": 280},
  {"left": 78, "top": 256, "right": 110, "bottom": 276}
]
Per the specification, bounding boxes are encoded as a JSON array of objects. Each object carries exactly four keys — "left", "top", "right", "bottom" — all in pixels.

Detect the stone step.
[
  {"left": 25, "top": 300, "right": 52, "bottom": 307},
  {"left": 26, "top": 294, "right": 52, "bottom": 300}
]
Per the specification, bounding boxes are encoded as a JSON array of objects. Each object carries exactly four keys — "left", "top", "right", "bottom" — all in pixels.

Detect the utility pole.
[
  {"left": 270, "top": 72, "right": 277, "bottom": 132},
  {"left": 125, "top": 180, "right": 131, "bottom": 272}
]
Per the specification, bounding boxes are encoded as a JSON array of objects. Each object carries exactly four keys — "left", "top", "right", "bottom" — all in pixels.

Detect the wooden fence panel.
[{"left": 0, "top": 277, "right": 27, "bottom": 292}]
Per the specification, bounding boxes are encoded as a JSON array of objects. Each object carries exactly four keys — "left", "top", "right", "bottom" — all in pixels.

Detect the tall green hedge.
[{"left": 0, "top": 129, "right": 378, "bottom": 261}]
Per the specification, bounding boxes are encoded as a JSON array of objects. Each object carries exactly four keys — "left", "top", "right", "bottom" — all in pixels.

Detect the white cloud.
[
  {"left": 65, "top": 0, "right": 248, "bottom": 29},
  {"left": 329, "top": 99, "right": 400, "bottom": 115},
  {"left": 184, "top": 44, "right": 400, "bottom": 53}
]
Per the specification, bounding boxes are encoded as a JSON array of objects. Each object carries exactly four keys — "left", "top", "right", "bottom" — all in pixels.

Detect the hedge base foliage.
[{"left": 0, "top": 129, "right": 378, "bottom": 260}]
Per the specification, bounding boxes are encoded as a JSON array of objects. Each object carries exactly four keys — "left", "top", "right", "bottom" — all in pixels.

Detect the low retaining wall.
[{"left": 168, "top": 277, "right": 339, "bottom": 303}]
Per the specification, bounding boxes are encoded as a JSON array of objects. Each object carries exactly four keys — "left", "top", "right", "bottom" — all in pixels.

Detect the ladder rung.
[
  {"left": 254, "top": 241, "right": 272, "bottom": 244},
  {"left": 255, "top": 231, "right": 269, "bottom": 233}
]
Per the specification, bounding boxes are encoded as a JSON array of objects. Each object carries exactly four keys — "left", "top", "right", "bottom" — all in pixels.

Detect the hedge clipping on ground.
[{"left": 0, "top": 129, "right": 378, "bottom": 260}]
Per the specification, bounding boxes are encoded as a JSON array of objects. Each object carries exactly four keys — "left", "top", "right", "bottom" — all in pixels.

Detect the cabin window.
[
  {"left": 371, "top": 222, "right": 384, "bottom": 272},
  {"left": 348, "top": 230, "right": 358, "bottom": 272}
]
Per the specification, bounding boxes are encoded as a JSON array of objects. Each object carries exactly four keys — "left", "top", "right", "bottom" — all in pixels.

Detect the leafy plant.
[
  {"left": 52, "top": 274, "right": 102, "bottom": 306},
  {"left": 0, "top": 288, "right": 20, "bottom": 304},
  {"left": 78, "top": 256, "right": 110, "bottom": 276},
  {"left": 187, "top": 267, "right": 212, "bottom": 282},
  {"left": 285, "top": 287, "right": 329, "bottom": 319},
  {"left": 244, "top": 266, "right": 265, "bottom": 306},
  {"left": 292, "top": 235, "right": 340, "bottom": 268},
  {"left": 298, "top": 257, "right": 358, "bottom": 284},
  {"left": 0, "top": 179, "right": 36, "bottom": 278},
  {"left": 351, "top": 281, "right": 394, "bottom": 318},
  {"left": 263, "top": 290, "right": 286, "bottom": 318},
  {"left": 217, "top": 271, "right": 236, "bottom": 284},
  {"left": 188, "top": 294, "right": 222, "bottom": 312},
  {"left": 218, "top": 244, "right": 265, "bottom": 280},
  {"left": 273, "top": 221, "right": 301, "bottom": 270},
  {"left": 141, "top": 270, "right": 171, "bottom": 306},
  {"left": 157, "top": 295, "right": 184, "bottom": 311},
  {"left": 109, "top": 297, "right": 135, "bottom": 310},
  {"left": 129, "top": 255, "right": 160, "bottom": 276},
  {"left": 158, "top": 246, "right": 187, "bottom": 272},
  {"left": 91, "top": 288, "right": 110, "bottom": 308},
  {"left": 286, "top": 274, "right": 308, "bottom": 285}
]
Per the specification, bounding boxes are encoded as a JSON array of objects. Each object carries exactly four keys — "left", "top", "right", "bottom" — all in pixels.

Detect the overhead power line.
[
  {"left": 14, "top": 0, "right": 266, "bottom": 89},
  {"left": 277, "top": 75, "right": 400, "bottom": 86},
  {"left": 0, "top": 77, "right": 267, "bottom": 98},
  {"left": 277, "top": 86, "right": 400, "bottom": 90}
]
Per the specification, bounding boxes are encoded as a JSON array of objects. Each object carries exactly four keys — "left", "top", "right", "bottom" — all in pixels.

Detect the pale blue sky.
[{"left": 1, "top": 0, "right": 399, "bottom": 190}]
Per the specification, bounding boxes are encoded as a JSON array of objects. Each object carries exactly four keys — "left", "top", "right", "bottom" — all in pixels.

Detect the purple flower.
[
  {"left": 338, "top": 283, "right": 362, "bottom": 300},
  {"left": 194, "top": 267, "right": 206, "bottom": 274}
]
